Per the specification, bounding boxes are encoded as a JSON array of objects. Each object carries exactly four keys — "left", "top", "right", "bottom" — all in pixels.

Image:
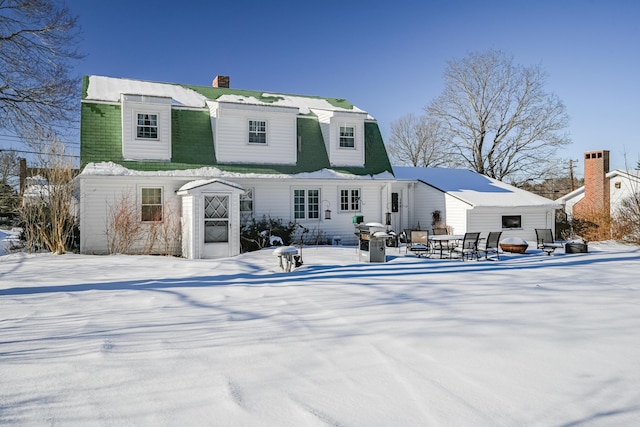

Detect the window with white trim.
[
  {"left": 339, "top": 188, "right": 361, "bottom": 212},
  {"left": 293, "top": 188, "right": 319, "bottom": 219},
  {"left": 502, "top": 215, "right": 522, "bottom": 229},
  {"left": 141, "top": 187, "right": 163, "bottom": 222},
  {"left": 248, "top": 120, "right": 267, "bottom": 144},
  {"left": 339, "top": 125, "right": 355, "bottom": 148},
  {"left": 137, "top": 113, "right": 158, "bottom": 139}
]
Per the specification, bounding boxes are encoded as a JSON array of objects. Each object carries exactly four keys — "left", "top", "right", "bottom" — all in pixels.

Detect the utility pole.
[{"left": 569, "top": 159, "right": 577, "bottom": 192}]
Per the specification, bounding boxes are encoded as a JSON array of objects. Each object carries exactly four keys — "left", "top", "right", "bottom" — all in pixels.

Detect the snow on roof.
[
  {"left": 80, "top": 162, "right": 394, "bottom": 181},
  {"left": 177, "top": 178, "right": 244, "bottom": 192},
  {"left": 393, "top": 166, "right": 561, "bottom": 208},
  {"left": 216, "top": 93, "right": 368, "bottom": 116},
  {"left": 85, "top": 76, "right": 370, "bottom": 116},
  {"left": 86, "top": 76, "right": 208, "bottom": 107}
]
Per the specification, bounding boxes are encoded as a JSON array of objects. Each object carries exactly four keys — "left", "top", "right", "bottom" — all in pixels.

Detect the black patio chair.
[
  {"left": 450, "top": 232, "right": 481, "bottom": 261},
  {"left": 535, "top": 228, "right": 563, "bottom": 255},
  {"left": 477, "top": 231, "right": 502, "bottom": 260}
]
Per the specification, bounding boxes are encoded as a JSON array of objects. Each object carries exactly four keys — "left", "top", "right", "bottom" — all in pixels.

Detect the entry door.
[{"left": 202, "top": 194, "right": 229, "bottom": 258}]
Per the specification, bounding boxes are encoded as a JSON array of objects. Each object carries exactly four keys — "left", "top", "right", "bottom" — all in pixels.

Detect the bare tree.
[
  {"left": 0, "top": 0, "right": 82, "bottom": 141},
  {"left": 0, "top": 150, "right": 20, "bottom": 224},
  {"left": 387, "top": 114, "right": 450, "bottom": 167},
  {"left": 426, "top": 49, "right": 571, "bottom": 184},
  {"left": 19, "top": 139, "right": 76, "bottom": 253},
  {"left": 106, "top": 191, "right": 182, "bottom": 256},
  {"left": 0, "top": 150, "right": 19, "bottom": 187}
]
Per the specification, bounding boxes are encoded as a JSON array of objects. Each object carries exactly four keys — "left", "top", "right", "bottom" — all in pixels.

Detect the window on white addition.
[
  {"left": 248, "top": 120, "right": 267, "bottom": 144},
  {"left": 339, "top": 188, "right": 360, "bottom": 212},
  {"left": 141, "top": 188, "right": 163, "bottom": 222},
  {"left": 339, "top": 126, "right": 355, "bottom": 148},
  {"left": 293, "top": 189, "right": 319, "bottom": 219},
  {"left": 137, "top": 113, "right": 158, "bottom": 139}
]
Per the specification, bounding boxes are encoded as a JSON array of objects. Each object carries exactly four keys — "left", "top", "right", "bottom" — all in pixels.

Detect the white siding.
[
  {"left": 121, "top": 95, "right": 172, "bottom": 161},
  {"left": 610, "top": 174, "right": 640, "bottom": 214},
  {"left": 443, "top": 195, "right": 471, "bottom": 235},
  {"left": 468, "top": 207, "right": 555, "bottom": 241},
  {"left": 181, "top": 195, "right": 194, "bottom": 259},
  {"left": 212, "top": 102, "right": 298, "bottom": 164},
  {"left": 233, "top": 177, "right": 392, "bottom": 246},
  {"left": 79, "top": 176, "right": 184, "bottom": 255},
  {"left": 310, "top": 109, "right": 367, "bottom": 167},
  {"left": 410, "top": 184, "right": 455, "bottom": 231},
  {"left": 313, "top": 110, "right": 332, "bottom": 154}
]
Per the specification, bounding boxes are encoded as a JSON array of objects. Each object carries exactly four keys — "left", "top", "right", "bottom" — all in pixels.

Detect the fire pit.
[
  {"left": 499, "top": 237, "right": 529, "bottom": 254},
  {"left": 565, "top": 241, "right": 588, "bottom": 253}
]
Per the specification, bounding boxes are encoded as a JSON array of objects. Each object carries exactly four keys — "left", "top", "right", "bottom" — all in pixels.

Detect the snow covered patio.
[{"left": 1, "top": 232, "right": 639, "bottom": 425}]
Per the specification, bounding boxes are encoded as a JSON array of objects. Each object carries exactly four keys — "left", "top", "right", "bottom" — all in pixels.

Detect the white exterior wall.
[
  {"left": 121, "top": 95, "right": 172, "bottom": 161},
  {"left": 80, "top": 174, "right": 393, "bottom": 254},
  {"left": 212, "top": 102, "right": 298, "bottom": 165},
  {"left": 444, "top": 195, "right": 471, "bottom": 235},
  {"left": 311, "top": 109, "right": 366, "bottom": 167},
  {"left": 79, "top": 176, "right": 184, "bottom": 255},
  {"left": 389, "top": 183, "right": 413, "bottom": 233},
  {"left": 467, "top": 207, "right": 555, "bottom": 242},
  {"left": 234, "top": 177, "right": 392, "bottom": 246},
  {"left": 313, "top": 110, "right": 332, "bottom": 154},
  {"left": 181, "top": 195, "right": 194, "bottom": 259},
  {"left": 610, "top": 174, "right": 639, "bottom": 214}
]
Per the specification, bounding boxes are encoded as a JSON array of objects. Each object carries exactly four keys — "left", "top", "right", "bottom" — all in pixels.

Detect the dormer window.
[
  {"left": 137, "top": 113, "right": 158, "bottom": 139},
  {"left": 339, "top": 126, "right": 355, "bottom": 148},
  {"left": 248, "top": 120, "right": 267, "bottom": 144}
]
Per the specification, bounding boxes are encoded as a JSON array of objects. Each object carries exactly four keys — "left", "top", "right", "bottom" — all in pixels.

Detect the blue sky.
[{"left": 61, "top": 1, "right": 640, "bottom": 175}]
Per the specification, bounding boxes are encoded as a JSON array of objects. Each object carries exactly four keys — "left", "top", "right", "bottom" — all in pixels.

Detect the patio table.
[{"left": 429, "top": 234, "right": 463, "bottom": 258}]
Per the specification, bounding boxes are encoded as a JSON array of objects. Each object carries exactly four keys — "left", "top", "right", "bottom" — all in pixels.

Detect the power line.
[
  {"left": 0, "top": 134, "right": 80, "bottom": 146},
  {"left": 0, "top": 148, "right": 79, "bottom": 158}
]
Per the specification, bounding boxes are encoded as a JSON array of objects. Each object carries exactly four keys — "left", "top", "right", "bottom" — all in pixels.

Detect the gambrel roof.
[
  {"left": 393, "top": 166, "right": 561, "bottom": 208},
  {"left": 80, "top": 76, "right": 392, "bottom": 177}
]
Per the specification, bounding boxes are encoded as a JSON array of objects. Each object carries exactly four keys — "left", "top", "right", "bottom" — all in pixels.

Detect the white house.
[
  {"left": 557, "top": 150, "right": 640, "bottom": 220},
  {"left": 392, "top": 167, "right": 561, "bottom": 241},
  {"left": 77, "top": 74, "right": 560, "bottom": 258},
  {"left": 78, "top": 75, "right": 397, "bottom": 258}
]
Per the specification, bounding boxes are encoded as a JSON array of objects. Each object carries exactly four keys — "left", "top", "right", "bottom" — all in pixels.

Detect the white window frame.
[
  {"left": 293, "top": 188, "right": 320, "bottom": 220},
  {"left": 339, "top": 125, "right": 355, "bottom": 149},
  {"left": 136, "top": 112, "right": 159, "bottom": 140},
  {"left": 339, "top": 188, "right": 361, "bottom": 212},
  {"left": 140, "top": 187, "right": 163, "bottom": 222},
  {"left": 501, "top": 215, "right": 522, "bottom": 229},
  {"left": 248, "top": 119, "right": 267, "bottom": 144}
]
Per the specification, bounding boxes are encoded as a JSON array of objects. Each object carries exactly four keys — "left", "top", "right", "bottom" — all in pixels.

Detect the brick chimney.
[
  {"left": 212, "top": 75, "right": 230, "bottom": 88},
  {"left": 573, "top": 150, "right": 610, "bottom": 220}
]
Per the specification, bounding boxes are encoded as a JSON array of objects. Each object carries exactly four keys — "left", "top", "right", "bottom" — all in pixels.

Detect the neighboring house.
[
  {"left": 557, "top": 150, "right": 640, "bottom": 220},
  {"left": 392, "top": 167, "right": 561, "bottom": 242},
  {"left": 78, "top": 75, "right": 395, "bottom": 258},
  {"left": 78, "top": 75, "right": 560, "bottom": 259}
]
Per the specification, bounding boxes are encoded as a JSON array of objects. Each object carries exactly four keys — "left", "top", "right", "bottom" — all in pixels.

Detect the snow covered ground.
[{"left": 2, "top": 229, "right": 640, "bottom": 426}]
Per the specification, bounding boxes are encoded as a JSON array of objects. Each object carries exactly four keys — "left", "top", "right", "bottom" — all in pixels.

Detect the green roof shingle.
[{"left": 80, "top": 76, "right": 393, "bottom": 176}]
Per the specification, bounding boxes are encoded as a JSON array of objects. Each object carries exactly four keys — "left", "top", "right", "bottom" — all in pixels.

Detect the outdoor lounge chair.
[
  {"left": 477, "top": 231, "right": 502, "bottom": 260},
  {"left": 535, "top": 228, "right": 563, "bottom": 255},
  {"left": 409, "top": 230, "right": 431, "bottom": 257},
  {"left": 400, "top": 229, "right": 413, "bottom": 254},
  {"left": 450, "top": 232, "right": 480, "bottom": 260}
]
